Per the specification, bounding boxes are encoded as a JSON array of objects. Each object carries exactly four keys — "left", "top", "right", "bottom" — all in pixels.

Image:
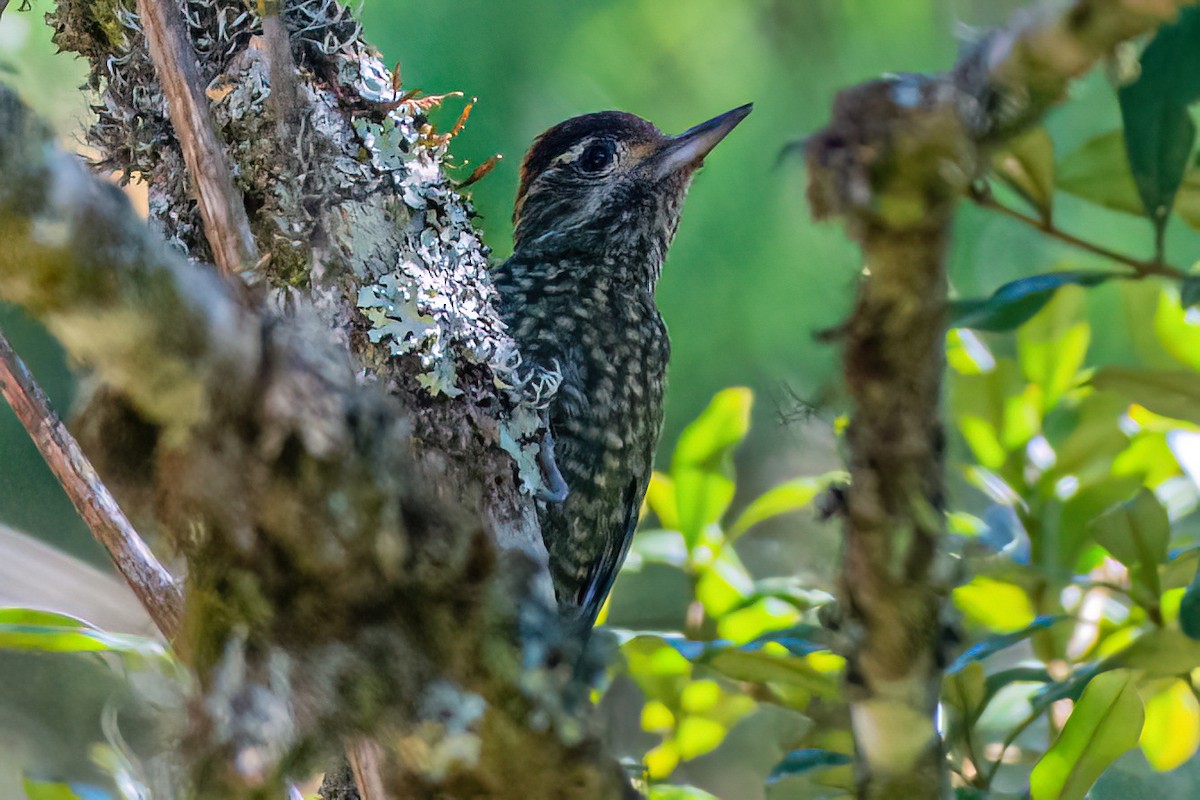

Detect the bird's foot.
[{"left": 537, "top": 429, "right": 569, "bottom": 503}]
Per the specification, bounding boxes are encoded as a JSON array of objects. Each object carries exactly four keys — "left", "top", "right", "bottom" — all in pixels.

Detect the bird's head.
[{"left": 511, "top": 104, "right": 752, "bottom": 268}]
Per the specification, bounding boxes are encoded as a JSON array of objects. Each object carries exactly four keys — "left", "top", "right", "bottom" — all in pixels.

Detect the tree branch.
[
  {"left": 0, "top": 330, "right": 183, "bottom": 637},
  {"left": 135, "top": 0, "right": 259, "bottom": 275},
  {"left": 805, "top": 1, "right": 1196, "bottom": 796},
  {"left": 969, "top": 185, "right": 1188, "bottom": 280}
]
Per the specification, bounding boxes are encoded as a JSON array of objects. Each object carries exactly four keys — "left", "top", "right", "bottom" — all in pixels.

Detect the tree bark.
[
  {"left": 1, "top": 1, "right": 626, "bottom": 796},
  {"left": 805, "top": 1, "right": 1195, "bottom": 797}
]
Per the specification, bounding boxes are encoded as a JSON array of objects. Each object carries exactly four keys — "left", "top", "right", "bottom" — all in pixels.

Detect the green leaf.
[
  {"left": 1112, "top": 629, "right": 1200, "bottom": 676},
  {"left": 992, "top": 127, "right": 1056, "bottom": 220},
  {"left": 943, "top": 661, "right": 987, "bottom": 724},
  {"left": 1057, "top": 129, "right": 1144, "bottom": 216},
  {"left": 646, "top": 785, "right": 720, "bottom": 800},
  {"left": 768, "top": 749, "right": 853, "bottom": 781},
  {"left": 0, "top": 607, "right": 168, "bottom": 659},
  {"left": 1154, "top": 287, "right": 1200, "bottom": 371},
  {"left": 21, "top": 779, "right": 87, "bottom": 800},
  {"left": 952, "top": 577, "right": 1035, "bottom": 633},
  {"left": 1030, "top": 670, "right": 1144, "bottom": 800},
  {"left": 1017, "top": 285, "right": 1089, "bottom": 411},
  {"left": 1183, "top": 276, "right": 1200, "bottom": 310},
  {"left": 1090, "top": 489, "right": 1169, "bottom": 605},
  {"left": 1119, "top": 7, "right": 1200, "bottom": 228},
  {"left": 984, "top": 666, "right": 1054, "bottom": 704},
  {"left": 695, "top": 550, "right": 754, "bottom": 618},
  {"left": 950, "top": 271, "right": 1113, "bottom": 332},
  {"left": 671, "top": 388, "right": 753, "bottom": 545},
  {"left": 704, "top": 649, "right": 840, "bottom": 696},
  {"left": 729, "top": 471, "right": 847, "bottom": 540},
  {"left": 1140, "top": 679, "right": 1200, "bottom": 771},
  {"left": 1091, "top": 367, "right": 1200, "bottom": 426},
  {"left": 1180, "top": 569, "right": 1200, "bottom": 641},
  {"left": 1057, "top": 129, "right": 1200, "bottom": 230}
]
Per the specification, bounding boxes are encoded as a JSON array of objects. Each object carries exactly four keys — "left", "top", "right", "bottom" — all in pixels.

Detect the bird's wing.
[{"left": 576, "top": 475, "right": 641, "bottom": 630}]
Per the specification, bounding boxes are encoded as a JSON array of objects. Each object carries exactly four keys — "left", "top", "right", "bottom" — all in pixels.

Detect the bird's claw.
[{"left": 537, "top": 430, "right": 569, "bottom": 503}]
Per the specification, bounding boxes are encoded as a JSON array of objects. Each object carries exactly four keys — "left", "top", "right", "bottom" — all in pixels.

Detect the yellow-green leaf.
[
  {"left": 730, "top": 471, "right": 847, "bottom": 539},
  {"left": 1030, "top": 670, "right": 1144, "bottom": 800},
  {"left": 1140, "top": 679, "right": 1200, "bottom": 771},
  {"left": 671, "top": 388, "right": 753, "bottom": 544},
  {"left": 952, "top": 577, "right": 1035, "bottom": 633}
]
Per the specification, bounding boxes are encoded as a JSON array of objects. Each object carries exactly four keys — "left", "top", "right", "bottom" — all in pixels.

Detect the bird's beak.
[{"left": 652, "top": 103, "right": 753, "bottom": 180}]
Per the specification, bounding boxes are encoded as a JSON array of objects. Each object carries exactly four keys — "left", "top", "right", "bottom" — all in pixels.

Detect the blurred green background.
[{"left": 3, "top": 0, "right": 1200, "bottom": 581}]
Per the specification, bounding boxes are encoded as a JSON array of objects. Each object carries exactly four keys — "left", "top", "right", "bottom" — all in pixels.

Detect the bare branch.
[
  {"left": 805, "top": 1, "right": 1196, "bottom": 796},
  {"left": 135, "top": 0, "right": 259, "bottom": 275},
  {"left": 968, "top": 186, "right": 1188, "bottom": 279},
  {"left": 0, "top": 330, "right": 183, "bottom": 636}
]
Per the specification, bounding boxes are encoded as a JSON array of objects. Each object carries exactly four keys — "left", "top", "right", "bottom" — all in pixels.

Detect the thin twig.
[
  {"left": 136, "top": 0, "right": 259, "bottom": 276},
  {"left": 0, "top": 330, "right": 183, "bottom": 639},
  {"left": 970, "top": 187, "right": 1188, "bottom": 280}
]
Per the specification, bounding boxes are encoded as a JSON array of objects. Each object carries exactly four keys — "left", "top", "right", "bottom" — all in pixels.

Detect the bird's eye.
[{"left": 577, "top": 141, "right": 616, "bottom": 174}]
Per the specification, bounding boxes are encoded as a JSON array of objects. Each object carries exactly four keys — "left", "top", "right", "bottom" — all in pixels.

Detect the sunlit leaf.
[
  {"left": 952, "top": 577, "right": 1035, "bottom": 633},
  {"left": 1017, "top": 285, "right": 1090, "bottom": 411},
  {"left": 950, "top": 271, "right": 1113, "bottom": 332},
  {"left": 1118, "top": 7, "right": 1200, "bottom": 230},
  {"left": 0, "top": 607, "right": 168, "bottom": 659},
  {"left": 646, "top": 472, "right": 680, "bottom": 530},
  {"left": 1092, "top": 368, "right": 1200, "bottom": 426},
  {"left": 716, "top": 598, "right": 800, "bottom": 644},
  {"left": 21, "top": 779, "right": 88, "bottom": 800},
  {"left": 674, "top": 716, "right": 727, "bottom": 760},
  {"left": 992, "top": 127, "right": 1056, "bottom": 220},
  {"left": 641, "top": 700, "right": 676, "bottom": 734},
  {"left": 1154, "top": 288, "right": 1200, "bottom": 371},
  {"left": 644, "top": 741, "right": 681, "bottom": 781},
  {"left": 1030, "top": 669, "right": 1144, "bottom": 800},
  {"left": 767, "top": 749, "right": 853, "bottom": 782},
  {"left": 671, "top": 388, "right": 753, "bottom": 545},
  {"left": 679, "top": 680, "right": 721, "bottom": 714},
  {"left": 1140, "top": 679, "right": 1200, "bottom": 771},
  {"left": 705, "top": 649, "right": 839, "bottom": 696},
  {"left": 645, "top": 784, "right": 717, "bottom": 800},
  {"left": 695, "top": 550, "right": 753, "bottom": 618},
  {"left": 729, "top": 471, "right": 847, "bottom": 540}
]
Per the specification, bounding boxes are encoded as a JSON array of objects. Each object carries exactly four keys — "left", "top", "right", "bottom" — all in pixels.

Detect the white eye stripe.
[
  {"left": 550, "top": 138, "right": 623, "bottom": 167},
  {"left": 551, "top": 141, "right": 590, "bottom": 166}
]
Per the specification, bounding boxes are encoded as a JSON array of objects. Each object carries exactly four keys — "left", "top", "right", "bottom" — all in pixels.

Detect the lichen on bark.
[{"left": 0, "top": 1, "right": 627, "bottom": 796}]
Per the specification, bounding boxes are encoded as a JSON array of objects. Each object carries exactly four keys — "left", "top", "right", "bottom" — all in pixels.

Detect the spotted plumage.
[{"left": 493, "top": 105, "right": 752, "bottom": 633}]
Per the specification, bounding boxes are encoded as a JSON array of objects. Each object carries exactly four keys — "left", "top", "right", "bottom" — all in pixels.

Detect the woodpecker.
[{"left": 493, "top": 104, "right": 752, "bottom": 634}]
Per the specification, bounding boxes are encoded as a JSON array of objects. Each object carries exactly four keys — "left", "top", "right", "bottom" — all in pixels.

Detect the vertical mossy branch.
[
  {"left": 807, "top": 79, "right": 968, "bottom": 799},
  {"left": 804, "top": 1, "right": 1195, "bottom": 797}
]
